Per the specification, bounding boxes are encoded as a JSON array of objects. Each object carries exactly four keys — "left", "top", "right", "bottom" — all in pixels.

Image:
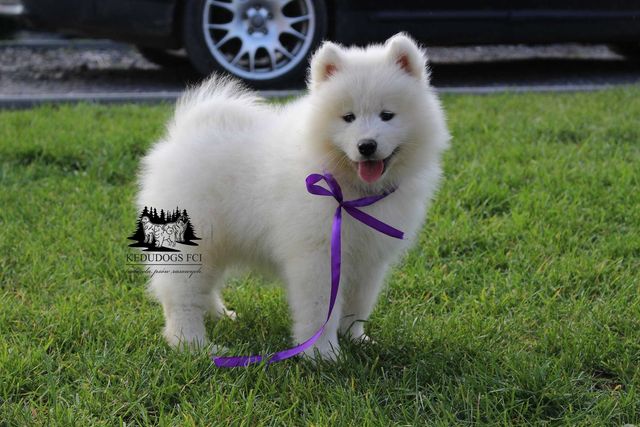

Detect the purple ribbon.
[{"left": 213, "top": 172, "right": 404, "bottom": 368}]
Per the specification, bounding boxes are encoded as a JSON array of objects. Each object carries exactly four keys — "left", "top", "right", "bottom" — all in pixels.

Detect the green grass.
[{"left": 1, "top": 88, "right": 639, "bottom": 426}]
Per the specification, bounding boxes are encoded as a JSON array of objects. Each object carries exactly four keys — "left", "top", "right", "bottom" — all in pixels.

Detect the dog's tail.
[
  {"left": 169, "top": 74, "right": 263, "bottom": 136},
  {"left": 175, "top": 74, "right": 259, "bottom": 118}
]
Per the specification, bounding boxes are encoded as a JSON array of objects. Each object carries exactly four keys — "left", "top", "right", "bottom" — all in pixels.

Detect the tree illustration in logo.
[{"left": 128, "top": 206, "right": 200, "bottom": 252}]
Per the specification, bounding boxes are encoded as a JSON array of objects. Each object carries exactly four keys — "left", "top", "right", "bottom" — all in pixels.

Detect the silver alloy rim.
[{"left": 202, "top": 0, "right": 316, "bottom": 80}]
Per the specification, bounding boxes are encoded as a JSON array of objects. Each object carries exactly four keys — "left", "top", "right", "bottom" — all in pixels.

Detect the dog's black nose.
[{"left": 357, "top": 139, "right": 377, "bottom": 157}]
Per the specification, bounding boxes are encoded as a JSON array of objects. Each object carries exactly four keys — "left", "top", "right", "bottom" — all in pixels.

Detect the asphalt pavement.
[{"left": 1, "top": 35, "right": 639, "bottom": 107}]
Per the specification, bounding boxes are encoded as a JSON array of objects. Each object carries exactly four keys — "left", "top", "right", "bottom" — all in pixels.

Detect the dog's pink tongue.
[{"left": 358, "top": 160, "right": 384, "bottom": 183}]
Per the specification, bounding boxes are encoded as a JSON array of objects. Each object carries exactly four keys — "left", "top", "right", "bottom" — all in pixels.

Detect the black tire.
[
  {"left": 182, "top": 0, "right": 327, "bottom": 88},
  {"left": 137, "top": 47, "right": 189, "bottom": 67},
  {"left": 610, "top": 44, "right": 640, "bottom": 61},
  {"left": 0, "top": 17, "right": 19, "bottom": 38}
]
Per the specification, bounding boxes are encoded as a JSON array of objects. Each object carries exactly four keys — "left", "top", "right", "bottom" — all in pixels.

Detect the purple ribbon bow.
[{"left": 213, "top": 172, "right": 404, "bottom": 368}]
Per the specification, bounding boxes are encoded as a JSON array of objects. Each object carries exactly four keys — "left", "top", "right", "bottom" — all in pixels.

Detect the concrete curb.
[
  {"left": 435, "top": 84, "right": 625, "bottom": 94},
  {"left": 0, "top": 38, "right": 127, "bottom": 49},
  {"left": 0, "top": 90, "right": 302, "bottom": 109},
  {"left": 0, "top": 84, "right": 631, "bottom": 109}
]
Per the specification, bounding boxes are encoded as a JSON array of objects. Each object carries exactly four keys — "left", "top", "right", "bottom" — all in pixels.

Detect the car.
[{"left": 8, "top": 0, "right": 640, "bottom": 87}]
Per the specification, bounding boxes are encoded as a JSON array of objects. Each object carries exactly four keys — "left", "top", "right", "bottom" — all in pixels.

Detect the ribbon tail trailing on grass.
[{"left": 213, "top": 172, "right": 404, "bottom": 368}]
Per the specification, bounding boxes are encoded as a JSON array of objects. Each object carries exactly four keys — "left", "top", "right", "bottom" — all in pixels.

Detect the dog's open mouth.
[{"left": 356, "top": 148, "right": 399, "bottom": 184}]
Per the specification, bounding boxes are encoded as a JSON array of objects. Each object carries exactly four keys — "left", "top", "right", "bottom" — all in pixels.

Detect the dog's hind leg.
[
  {"left": 209, "top": 286, "right": 237, "bottom": 320},
  {"left": 149, "top": 269, "right": 220, "bottom": 350}
]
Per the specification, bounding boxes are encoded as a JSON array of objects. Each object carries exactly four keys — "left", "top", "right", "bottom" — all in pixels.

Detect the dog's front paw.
[
  {"left": 211, "top": 306, "right": 237, "bottom": 321},
  {"left": 351, "top": 333, "right": 375, "bottom": 344},
  {"left": 209, "top": 344, "right": 231, "bottom": 357},
  {"left": 347, "top": 332, "right": 376, "bottom": 344},
  {"left": 223, "top": 309, "right": 237, "bottom": 320},
  {"left": 163, "top": 327, "right": 208, "bottom": 352},
  {"left": 302, "top": 343, "right": 340, "bottom": 363},
  {"left": 340, "top": 323, "right": 374, "bottom": 344}
]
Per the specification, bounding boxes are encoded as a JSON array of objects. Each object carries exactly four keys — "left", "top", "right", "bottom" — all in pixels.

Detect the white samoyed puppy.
[{"left": 137, "top": 33, "right": 449, "bottom": 361}]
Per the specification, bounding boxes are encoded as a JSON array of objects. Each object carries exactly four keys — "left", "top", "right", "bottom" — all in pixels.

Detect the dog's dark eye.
[
  {"left": 380, "top": 111, "right": 395, "bottom": 121},
  {"left": 342, "top": 113, "right": 356, "bottom": 123}
]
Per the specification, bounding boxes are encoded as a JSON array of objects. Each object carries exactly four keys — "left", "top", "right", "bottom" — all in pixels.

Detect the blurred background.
[{"left": 1, "top": 0, "right": 639, "bottom": 104}]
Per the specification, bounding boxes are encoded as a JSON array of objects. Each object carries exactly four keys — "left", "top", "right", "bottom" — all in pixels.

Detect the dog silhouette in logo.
[
  {"left": 167, "top": 215, "right": 187, "bottom": 242},
  {"left": 154, "top": 224, "right": 177, "bottom": 248},
  {"left": 141, "top": 216, "right": 156, "bottom": 244},
  {"left": 140, "top": 215, "right": 187, "bottom": 248}
]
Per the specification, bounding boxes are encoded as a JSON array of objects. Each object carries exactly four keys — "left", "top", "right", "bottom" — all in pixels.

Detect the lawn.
[{"left": 1, "top": 88, "right": 639, "bottom": 425}]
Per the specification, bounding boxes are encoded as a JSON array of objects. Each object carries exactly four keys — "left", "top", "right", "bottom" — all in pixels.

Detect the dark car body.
[
  {"left": 20, "top": 0, "right": 640, "bottom": 48},
  {"left": 21, "top": 0, "right": 181, "bottom": 48},
  {"left": 15, "top": 0, "right": 640, "bottom": 86},
  {"left": 338, "top": 1, "right": 640, "bottom": 46}
]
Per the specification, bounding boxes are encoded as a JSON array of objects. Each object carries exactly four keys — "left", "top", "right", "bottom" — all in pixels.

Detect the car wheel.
[
  {"left": 182, "top": 0, "right": 327, "bottom": 87},
  {"left": 137, "top": 47, "right": 189, "bottom": 67}
]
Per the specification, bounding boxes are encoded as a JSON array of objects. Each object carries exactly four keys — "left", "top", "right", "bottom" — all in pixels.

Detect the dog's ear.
[
  {"left": 386, "top": 33, "right": 429, "bottom": 82},
  {"left": 309, "top": 41, "right": 343, "bottom": 89}
]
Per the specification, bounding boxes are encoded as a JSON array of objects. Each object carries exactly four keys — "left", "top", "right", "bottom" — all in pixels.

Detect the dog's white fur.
[{"left": 137, "top": 34, "right": 449, "bottom": 359}]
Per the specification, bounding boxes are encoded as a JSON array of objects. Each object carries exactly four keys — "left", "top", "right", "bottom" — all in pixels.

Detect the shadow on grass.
[{"left": 205, "top": 310, "right": 480, "bottom": 384}]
